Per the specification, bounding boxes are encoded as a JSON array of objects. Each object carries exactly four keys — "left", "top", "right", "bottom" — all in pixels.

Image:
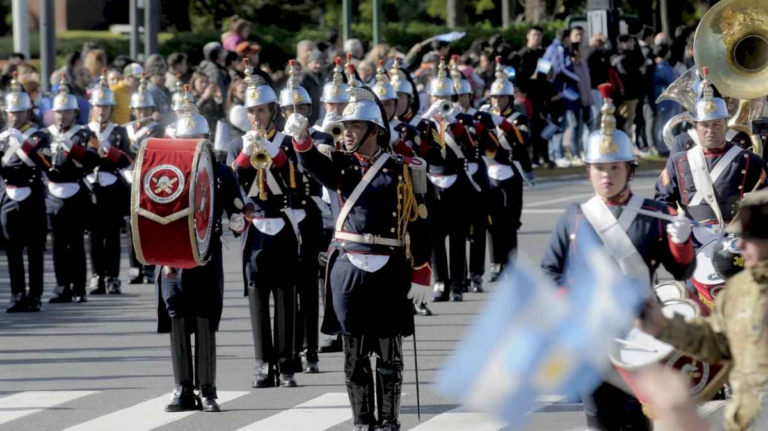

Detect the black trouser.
[
  {"left": 467, "top": 200, "right": 487, "bottom": 281},
  {"left": 487, "top": 176, "right": 523, "bottom": 267},
  {"left": 1, "top": 193, "right": 46, "bottom": 298},
  {"left": 429, "top": 181, "right": 471, "bottom": 294},
  {"left": 343, "top": 335, "right": 404, "bottom": 428},
  {"left": 48, "top": 191, "right": 89, "bottom": 296},
  {"left": 169, "top": 317, "right": 217, "bottom": 394},
  {"left": 294, "top": 214, "right": 323, "bottom": 358},
  {"left": 89, "top": 184, "right": 124, "bottom": 279},
  {"left": 583, "top": 382, "right": 650, "bottom": 431},
  {"left": 248, "top": 282, "right": 295, "bottom": 375}
]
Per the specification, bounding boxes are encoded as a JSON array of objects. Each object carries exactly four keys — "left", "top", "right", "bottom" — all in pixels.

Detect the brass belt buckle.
[{"left": 363, "top": 233, "right": 375, "bottom": 244}]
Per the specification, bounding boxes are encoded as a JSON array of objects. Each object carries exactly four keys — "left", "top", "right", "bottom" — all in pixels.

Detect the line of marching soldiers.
[{"left": 0, "top": 54, "right": 533, "bottom": 426}]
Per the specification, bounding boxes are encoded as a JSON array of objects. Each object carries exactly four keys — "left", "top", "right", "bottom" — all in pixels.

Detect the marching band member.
[
  {"left": 289, "top": 75, "right": 432, "bottom": 431},
  {"left": 278, "top": 60, "right": 333, "bottom": 374},
  {"left": 0, "top": 73, "right": 50, "bottom": 312},
  {"left": 87, "top": 70, "right": 132, "bottom": 295},
  {"left": 165, "top": 79, "right": 192, "bottom": 139},
  {"left": 46, "top": 75, "right": 100, "bottom": 304},
  {"left": 450, "top": 56, "right": 490, "bottom": 293},
  {"left": 418, "top": 57, "right": 477, "bottom": 302},
  {"left": 655, "top": 67, "right": 768, "bottom": 248},
  {"left": 158, "top": 94, "right": 245, "bottom": 413},
  {"left": 541, "top": 84, "right": 696, "bottom": 431},
  {"left": 479, "top": 56, "right": 534, "bottom": 282},
  {"left": 230, "top": 65, "right": 299, "bottom": 388}
]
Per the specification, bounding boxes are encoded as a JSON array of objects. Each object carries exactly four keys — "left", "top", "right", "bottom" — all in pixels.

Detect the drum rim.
[
  {"left": 608, "top": 327, "right": 674, "bottom": 370},
  {"left": 692, "top": 239, "right": 725, "bottom": 285},
  {"left": 130, "top": 143, "right": 149, "bottom": 266},
  {"left": 187, "top": 139, "right": 215, "bottom": 267},
  {"left": 653, "top": 281, "right": 687, "bottom": 302}
]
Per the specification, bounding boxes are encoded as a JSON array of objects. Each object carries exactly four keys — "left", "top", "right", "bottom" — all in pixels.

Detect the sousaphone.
[{"left": 694, "top": 0, "right": 768, "bottom": 156}]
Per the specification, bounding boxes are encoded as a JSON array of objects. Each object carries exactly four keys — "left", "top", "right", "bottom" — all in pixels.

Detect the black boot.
[
  {"left": 470, "top": 274, "right": 484, "bottom": 293},
  {"left": 449, "top": 282, "right": 463, "bottom": 302},
  {"left": 252, "top": 362, "right": 276, "bottom": 388},
  {"left": 376, "top": 337, "right": 403, "bottom": 431},
  {"left": 6, "top": 293, "right": 27, "bottom": 313},
  {"left": 49, "top": 286, "right": 73, "bottom": 303},
  {"left": 279, "top": 373, "right": 297, "bottom": 388},
  {"left": 107, "top": 277, "right": 122, "bottom": 295},
  {"left": 195, "top": 317, "right": 220, "bottom": 412},
  {"left": 165, "top": 318, "right": 199, "bottom": 412},
  {"left": 301, "top": 350, "right": 320, "bottom": 374},
  {"left": 431, "top": 282, "right": 448, "bottom": 302},
  {"left": 319, "top": 335, "right": 342, "bottom": 353},
  {"left": 343, "top": 335, "right": 376, "bottom": 428},
  {"left": 26, "top": 296, "right": 42, "bottom": 312},
  {"left": 128, "top": 268, "right": 144, "bottom": 284},
  {"left": 414, "top": 303, "right": 432, "bottom": 316},
  {"left": 89, "top": 275, "right": 106, "bottom": 295},
  {"left": 487, "top": 264, "right": 502, "bottom": 282},
  {"left": 143, "top": 266, "right": 156, "bottom": 284}
]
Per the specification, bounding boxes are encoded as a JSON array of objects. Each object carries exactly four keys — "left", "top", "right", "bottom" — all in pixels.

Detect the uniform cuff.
[
  {"left": 412, "top": 264, "right": 432, "bottom": 286},
  {"left": 20, "top": 142, "right": 34, "bottom": 154},
  {"left": 272, "top": 149, "right": 287, "bottom": 169},
  {"left": 474, "top": 122, "right": 486, "bottom": 136},
  {"left": 499, "top": 120, "right": 514, "bottom": 134},
  {"left": 69, "top": 145, "right": 85, "bottom": 160},
  {"left": 668, "top": 235, "right": 694, "bottom": 265},
  {"left": 293, "top": 134, "right": 313, "bottom": 153},
  {"left": 235, "top": 152, "right": 251, "bottom": 169},
  {"left": 450, "top": 122, "right": 465, "bottom": 138}
]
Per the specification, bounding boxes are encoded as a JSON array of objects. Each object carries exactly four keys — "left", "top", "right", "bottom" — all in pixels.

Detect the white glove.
[
  {"left": 322, "top": 112, "right": 342, "bottom": 132},
  {"left": 666, "top": 211, "right": 693, "bottom": 244},
  {"left": 228, "top": 213, "right": 247, "bottom": 233},
  {"left": 242, "top": 131, "right": 259, "bottom": 156},
  {"left": 407, "top": 283, "right": 431, "bottom": 306},
  {"left": 284, "top": 113, "right": 309, "bottom": 140},
  {"left": 422, "top": 101, "right": 444, "bottom": 121}
]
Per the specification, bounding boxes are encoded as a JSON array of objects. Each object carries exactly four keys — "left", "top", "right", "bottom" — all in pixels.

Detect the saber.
[
  {"left": 413, "top": 330, "right": 422, "bottom": 422},
  {"left": 622, "top": 207, "right": 701, "bottom": 227}
]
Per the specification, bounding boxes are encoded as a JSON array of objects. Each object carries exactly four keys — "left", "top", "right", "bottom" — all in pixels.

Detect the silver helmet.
[
  {"left": 175, "top": 85, "right": 209, "bottom": 137},
  {"left": 692, "top": 66, "right": 729, "bottom": 123},
  {"left": 585, "top": 84, "right": 635, "bottom": 164},
  {"left": 371, "top": 60, "right": 397, "bottom": 102},
  {"left": 130, "top": 75, "right": 156, "bottom": 109},
  {"left": 489, "top": 56, "right": 515, "bottom": 97},
  {"left": 388, "top": 58, "right": 413, "bottom": 97},
  {"left": 450, "top": 55, "right": 472, "bottom": 95},
  {"left": 244, "top": 59, "right": 277, "bottom": 109},
  {"left": 90, "top": 68, "right": 116, "bottom": 107},
  {"left": 4, "top": 72, "right": 33, "bottom": 113},
  {"left": 341, "top": 64, "right": 384, "bottom": 128},
  {"left": 171, "top": 78, "right": 190, "bottom": 111},
  {"left": 427, "top": 57, "right": 455, "bottom": 97},
  {"left": 321, "top": 57, "right": 350, "bottom": 104},
  {"left": 279, "top": 59, "right": 312, "bottom": 108},
  {"left": 52, "top": 74, "right": 79, "bottom": 112}
]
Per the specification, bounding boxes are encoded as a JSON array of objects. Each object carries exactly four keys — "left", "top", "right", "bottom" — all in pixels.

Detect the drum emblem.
[{"left": 144, "top": 164, "right": 185, "bottom": 204}]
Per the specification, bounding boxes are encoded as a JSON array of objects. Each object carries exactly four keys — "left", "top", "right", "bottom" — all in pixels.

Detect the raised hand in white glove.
[
  {"left": 407, "top": 283, "right": 431, "bottom": 306},
  {"left": 322, "top": 112, "right": 342, "bottom": 132},
  {"left": 422, "top": 100, "right": 444, "bottom": 120},
  {"left": 284, "top": 113, "right": 309, "bottom": 140},
  {"left": 666, "top": 210, "right": 693, "bottom": 244},
  {"left": 242, "top": 131, "right": 259, "bottom": 156}
]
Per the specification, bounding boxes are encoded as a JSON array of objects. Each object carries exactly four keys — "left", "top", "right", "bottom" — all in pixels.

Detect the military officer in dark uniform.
[
  {"left": 229, "top": 66, "right": 299, "bottom": 389},
  {"left": 124, "top": 78, "right": 165, "bottom": 285},
  {"left": 87, "top": 70, "right": 132, "bottom": 295},
  {"left": 289, "top": 72, "right": 432, "bottom": 431},
  {"left": 655, "top": 68, "right": 768, "bottom": 249},
  {"left": 45, "top": 76, "right": 99, "bottom": 304},
  {"left": 417, "top": 58, "right": 478, "bottom": 302},
  {"left": 0, "top": 73, "right": 50, "bottom": 312},
  {"left": 158, "top": 95, "right": 245, "bottom": 413},
  {"left": 278, "top": 60, "right": 334, "bottom": 374},
  {"left": 541, "top": 84, "right": 696, "bottom": 431}
]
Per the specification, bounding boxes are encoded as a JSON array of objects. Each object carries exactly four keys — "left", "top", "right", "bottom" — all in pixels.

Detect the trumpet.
[
  {"left": 247, "top": 130, "right": 272, "bottom": 170},
  {"left": 327, "top": 122, "right": 344, "bottom": 143},
  {"left": 439, "top": 100, "right": 454, "bottom": 115}
]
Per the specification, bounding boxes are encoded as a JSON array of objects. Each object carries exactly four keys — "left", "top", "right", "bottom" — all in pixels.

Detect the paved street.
[{"left": 0, "top": 171, "right": 725, "bottom": 431}]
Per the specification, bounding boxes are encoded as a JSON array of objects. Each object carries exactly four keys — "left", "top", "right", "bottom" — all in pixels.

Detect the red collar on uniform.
[
  {"left": 702, "top": 142, "right": 729, "bottom": 155},
  {"left": 354, "top": 148, "right": 383, "bottom": 167},
  {"left": 400, "top": 110, "right": 414, "bottom": 122},
  {"left": 604, "top": 189, "right": 632, "bottom": 206}
]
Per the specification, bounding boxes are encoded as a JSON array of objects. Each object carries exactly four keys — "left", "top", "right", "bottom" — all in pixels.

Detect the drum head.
[
  {"left": 661, "top": 299, "right": 700, "bottom": 321},
  {"left": 192, "top": 142, "right": 215, "bottom": 264},
  {"left": 610, "top": 328, "right": 675, "bottom": 369},
  {"left": 693, "top": 239, "right": 725, "bottom": 286},
  {"left": 654, "top": 281, "right": 686, "bottom": 303}
]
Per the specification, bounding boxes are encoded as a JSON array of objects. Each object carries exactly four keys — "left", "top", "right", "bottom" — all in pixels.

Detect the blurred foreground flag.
[{"left": 436, "top": 231, "right": 644, "bottom": 427}]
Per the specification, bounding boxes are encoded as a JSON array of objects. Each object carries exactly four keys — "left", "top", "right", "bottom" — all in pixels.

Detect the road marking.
[
  {"left": 525, "top": 184, "right": 655, "bottom": 208},
  {"left": 235, "top": 392, "right": 352, "bottom": 431},
  {"left": 410, "top": 397, "right": 566, "bottom": 431},
  {"left": 0, "top": 391, "right": 98, "bottom": 426},
  {"left": 62, "top": 391, "right": 248, "bottom": 431}
]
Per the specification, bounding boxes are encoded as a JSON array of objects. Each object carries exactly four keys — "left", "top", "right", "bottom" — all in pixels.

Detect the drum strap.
[
  {"left": 88, "top": 121, "right": 116, "bottom": 148},
  {"left": 496, "top": 128, "right": 531, "bottom": 188},
  {"left": 443, "top": 128, "right": 481, "bottom": 193},
  {"left": 267, "top": 170, "right": 302, "bottom": 246},
  {"left": 2, "top": 128, "right": 36, "bottom": 167},
  {"left": 687, "top": 145, "right": 741, "bottom": 226},
  {"left": 335, "top": 153, "right": 390, "bottom": 233},
  {"left": 581, "top": 195, "right": 652, "bottom": 295}
]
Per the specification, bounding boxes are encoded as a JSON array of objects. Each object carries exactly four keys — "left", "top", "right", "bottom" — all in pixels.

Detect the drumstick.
[
  {"left": 613, "top": 338, "right": 659, "bottom": 353},
  {"left": 622, "top": 207, "right": 701, "bottom": 227}
]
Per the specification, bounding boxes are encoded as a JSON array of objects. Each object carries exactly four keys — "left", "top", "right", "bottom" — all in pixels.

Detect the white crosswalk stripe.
[
  {"left": 60, "top": 391, "right": 248, "bottom": 431},
  {"left": 0, "top": 391, "right": 98, "bottom": 426},
  {"left": 235, "top": 392, "right": 352, "bottom": 431}
]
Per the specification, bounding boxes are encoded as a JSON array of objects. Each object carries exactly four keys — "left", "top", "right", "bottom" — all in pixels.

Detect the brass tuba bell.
[
  {"left": 656, "top": 67, "right": 699, "bottom": 149},
  {"left": 694, "top": 0, "right": 768, "bottom": 156}
]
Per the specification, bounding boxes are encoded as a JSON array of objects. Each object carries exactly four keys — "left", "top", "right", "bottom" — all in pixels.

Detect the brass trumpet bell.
[
  {"left": 328, "top": 123, "right": 344, "bottom": 143},
  {"left": 250, "top": 150, "right": 271, "bottom": 170},
  {"left": 694, "top": 0, "right": 768, "bottom": 100}
]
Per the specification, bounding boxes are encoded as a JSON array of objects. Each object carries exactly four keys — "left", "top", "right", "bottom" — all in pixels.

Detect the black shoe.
[
  {"left": 252, "top": 363, "right": 275, "bottom": 388},
  {"left": 487, "top": 264, "right": 502, "bottom": 282},
  {"left": 414, "top": 303, "right": 432, "bottom": 316},
  {"left": 279, "top": 373, "right": 297, "bottom": 388},
  {"left": 128, "top": 268, "right": 144, "bottom": 285},
  {"left": 89, "top": 275, "right": 106, "bottom": 294},
  {"left": 164, "top": 385, "right": 199, "bottom": 412},
  {"left": 76, "top": 295, "right": 88, "bottom": 303},
  {"left": 471, "top": 275, "right": 484, "bottom": 293},
  {"left": 6, "top": 294, "right": 27, "bottom": 313},
  {"left": 318, "top": 335, "right": 342, "bottom": 353},
  {"left": 301, "top": 352, "right": 320, "bottom": 374},
  {"left": 353, "top": 426, "right": 374, "bottom": 431},
  {"left": 144, "top": 268, "right": 156, "bottom": 284},
  {"left": 49, "top": 288, "right": 73, "bottom": 304},
  {"left": 107, "top": 278, "right": 122, "bottom": 294},
  {"left": 449, "top": 290, "right": 463, "bottom": 302},
  {"left": 198, "top": 386, "right": 220, "bottom": 412},
  {"left": 431, "top": 282, "right": 448, "bottom": 302},
  {"left": 26, "top": 296, "right": 42, "bottom": 312},
  {"left": 375, "top": 425, "right": 401, "bottom": 431}
]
